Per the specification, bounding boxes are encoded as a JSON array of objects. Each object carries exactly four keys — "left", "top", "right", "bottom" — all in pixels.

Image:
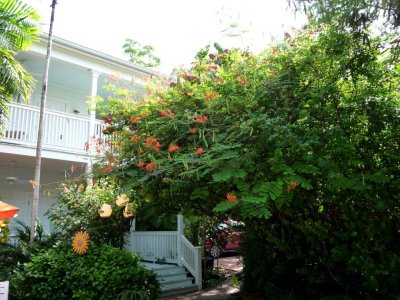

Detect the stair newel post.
[
  {"left": 177, "top": 214, "right": 184, "bottom": 266},
  {"left": 195, "top": 246, "right": 203, "bottom": 290}
]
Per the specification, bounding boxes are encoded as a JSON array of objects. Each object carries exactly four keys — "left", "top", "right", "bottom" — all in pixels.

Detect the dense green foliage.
[
  {"left": 47, "top": 182, "right": 136, "bottom": 248},
  {"left": 0, "top": 220, "right": 59, "bottom": 281},
  {"left": 99, "top": 23, "right": 400, "bottom": 298},
  {"left": 0, "top": 0, "right": 39, "bottom": 134},
  {"left": 291, "top": 0, "right": 400, "bottom": 30},
  {"left": 10, "top": 244, "right": 160, "bottom": 300}
]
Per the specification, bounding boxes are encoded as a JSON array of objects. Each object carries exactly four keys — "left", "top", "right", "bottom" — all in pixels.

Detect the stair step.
[
  {"left": 154, "top": 266, "right": 187, "bottom": 276},
  {"left": 159, "top": 274, "right": 190, "bottom": 283},
  {"left": 141, "top": 262, "right": 198, "bottom": 297},
  {"left": 160, "top": 284, "right": 199, "bottom": 297},
  {"left": 140, "top": 262, "right": 178, "bottom": 270},
  {"left": 160, "top": 278, "right": 196, "bottom": 291}
]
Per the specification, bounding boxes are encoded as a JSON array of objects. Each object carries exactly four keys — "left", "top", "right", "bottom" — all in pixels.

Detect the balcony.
[{"left": 1, "top": 103, "right": 106, "bottom": 155}]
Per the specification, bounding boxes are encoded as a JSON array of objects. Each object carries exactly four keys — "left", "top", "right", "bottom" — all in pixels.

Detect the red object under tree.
[{"left": 0, "top": 201, "right": 19, "bottom": 220}]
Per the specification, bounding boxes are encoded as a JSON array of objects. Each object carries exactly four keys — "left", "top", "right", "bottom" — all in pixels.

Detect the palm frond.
[
  {"left": 0, "top": 48, "right": 35, "bottom": 100},
  {"left": 0, "top": 0, "right": 40, "bottom": 51}
]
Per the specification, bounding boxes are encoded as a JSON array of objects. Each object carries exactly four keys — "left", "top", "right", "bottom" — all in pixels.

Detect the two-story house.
[{"left": 0, "top": 34, "right": 156, "bottom": 233}]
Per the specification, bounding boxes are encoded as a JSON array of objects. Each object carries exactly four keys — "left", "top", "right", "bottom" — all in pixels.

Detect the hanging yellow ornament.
[
  {"left": 71, "top": 231, "right": 90, "bottom": 254},
  {"left": 99, "top": 203, "right": 112, "bottom": 218},
  {"left": 115, "top": 194, "right": 129, "bottom": 207},
  {"left": 123, "top": 202, "right": 137, "bottom": 218}
]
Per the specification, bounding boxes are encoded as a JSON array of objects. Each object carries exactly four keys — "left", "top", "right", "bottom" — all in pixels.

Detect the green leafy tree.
[
  {"left": 122, "top": 38, "right": 161, "bottom": 68},
  {"left": 99, "top": 24, "right": 400, "bottom": 297},
  {"left": 290, "top": 0, "right": 400, "bottom": 30},
  {"left": 0, "top": 0, "right": 39, "bottom": 134}
]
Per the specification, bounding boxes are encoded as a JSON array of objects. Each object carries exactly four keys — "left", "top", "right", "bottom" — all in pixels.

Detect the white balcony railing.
[{"left": 1, "top": 103, "right": 104, "bottom": 154}]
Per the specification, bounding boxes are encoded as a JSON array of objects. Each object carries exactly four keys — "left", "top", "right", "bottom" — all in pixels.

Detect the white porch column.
[
  {"left": 86, "top": 70, "right": 100, "bottom": 177},
  {"left": 177, "top": 214, "right": 184, "bottom": 266},
  {"left": 88, "top": 70, "right": 100, "bottom": 143}
]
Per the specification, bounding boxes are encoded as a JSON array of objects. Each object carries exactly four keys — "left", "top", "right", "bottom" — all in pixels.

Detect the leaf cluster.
[
  {"left": 47, "top": 181, "right": 136, "bottom": 248},
  {"left": 10, "top": 244, "right": 160, "bottom": 299}
]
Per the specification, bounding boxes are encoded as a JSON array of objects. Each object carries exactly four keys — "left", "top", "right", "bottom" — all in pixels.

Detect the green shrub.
[
  {"left": 47, "top": 182, "right": 136, "bottom": 248},
  {"left": 0, "top": 244, "right": 28, "bottom": 281},
  {"left": 10, "top": 244, "right": 160, "bottom": 300},
  {"left": 0, "top": 220, "right": 59, "bottom": 281}
]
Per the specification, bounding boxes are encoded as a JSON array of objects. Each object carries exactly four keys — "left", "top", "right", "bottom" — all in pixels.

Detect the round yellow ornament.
[
  {"left": 115, "top": 194, "right": 129, "bottom": 207},
  {"left": 99, "top": 203, "right": 112, "bottom": 218}
]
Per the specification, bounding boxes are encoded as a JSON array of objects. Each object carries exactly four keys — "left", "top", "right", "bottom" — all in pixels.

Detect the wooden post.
[
  {"left": 177, "top": 214, "right": 184, "bottom": 266},
  {"left": 195, "top": 247, "right": 203, "bottom": 290},
  {"left": 131, "top": 218, "right": 136, "bottom": 231}
]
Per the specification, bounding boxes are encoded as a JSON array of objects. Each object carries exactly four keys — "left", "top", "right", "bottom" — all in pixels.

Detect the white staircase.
[
  {"left": 141, "top": 262, "right": 198, "bottom": 296},
  {"left": 126, "top": 214, "right": 203, "bottom": 296}
]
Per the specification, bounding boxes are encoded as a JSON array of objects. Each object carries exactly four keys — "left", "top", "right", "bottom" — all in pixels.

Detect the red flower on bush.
[
  {"left": 236, "top": 77, "right": 247, "bottom": 85},
  {"left": 287, "top": 181, "right": 297, "bottom": 192},
  {"left": 129, "top": 116, "right": 139, "bottom": 123},
  {"left": 146, "top": 137, "right": 161, "bottom": 151},
  {"left": 130, "top": 135, "right": 138, "bottom": 142},
  {"left": 145, "top": 163, "right": 157, "bottom": 171},
  {"left": 190, "top": 128, "right": 197, "bottom": 133},
  {"left": 183, "top": 73, "right": 197, "bottom": 81},
  {"left": 226, "top": 193, "right": 237, "bottom": 202},
  {"left": 160, "top": 109, "right": 175, "bottom": 118},
  {"left": 146, "top": 137, "right": 156, "bottom": 146},
  {"left": 137, "top": 161, "right": 145, "bottom": 168},
  {"left": 195, "top": 147, "right": 203, "bottom": 155},
  {"left": 168, "top": 145, "right": 180, "bottom": 153},
  {"left": 195, "top": 116, "right": 209, "bottom": 123},
  {"left": 102, "top": 115, "right": 112, "bottom": 124},
  {"left": 101, "top": 163, "right": 113, "bottom": 175},
  {"left": 205, "top": 91, "right": 218, "bottom": 101}
]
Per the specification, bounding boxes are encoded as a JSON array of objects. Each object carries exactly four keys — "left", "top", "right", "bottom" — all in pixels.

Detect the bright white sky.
[{"left": 24, "top": 0, "right": 306, "bottom": 74}]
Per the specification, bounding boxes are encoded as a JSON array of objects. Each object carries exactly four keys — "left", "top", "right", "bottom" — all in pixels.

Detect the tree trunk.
[{"left": 30, "top": 0, "right": 57, "bottom": 243}]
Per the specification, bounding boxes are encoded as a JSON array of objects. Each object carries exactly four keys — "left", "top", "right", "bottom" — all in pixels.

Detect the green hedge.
[{"left": 10, "top": 244, "right": 160, "bottom": 300}]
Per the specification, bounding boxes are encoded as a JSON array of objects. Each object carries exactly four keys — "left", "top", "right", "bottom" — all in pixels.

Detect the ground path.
[{"left": 158, "top": 255, "right": 243, "bottom": 300}]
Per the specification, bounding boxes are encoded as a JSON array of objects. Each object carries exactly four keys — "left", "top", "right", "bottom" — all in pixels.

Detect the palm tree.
[
  {"left": 30, "top": 0, "right": 57, "bottom": 243},
  {"left": 0, "top": 0, "right": 39, "bottom": 135}
]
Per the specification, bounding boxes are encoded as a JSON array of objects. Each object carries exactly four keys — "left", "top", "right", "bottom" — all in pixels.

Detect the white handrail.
[{"left": 179, "top": 235, "right": 202, "bottom": 290}]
